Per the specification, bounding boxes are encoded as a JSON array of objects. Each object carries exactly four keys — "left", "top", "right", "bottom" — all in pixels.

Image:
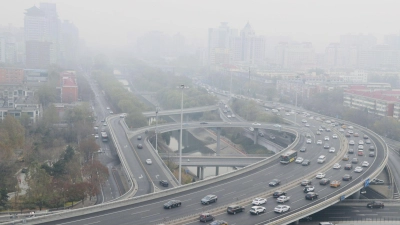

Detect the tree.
[
  {"left": 36, "top": 84, "right": 58, "bottom": 107},
  {"left": 79, "top": 138, "right": 99, "bottom": 162},
  {"left": 82, "top": 160, "right": 108, "bottom": 200},
  {"left": 0, "top": 116, "right": 25, "bottom": 160},
  {"left": 0, "top": 188, "right": 8, "bottom": 209},
  {"left": 26, "top": 165, "right": 52, "bottom": 210}
]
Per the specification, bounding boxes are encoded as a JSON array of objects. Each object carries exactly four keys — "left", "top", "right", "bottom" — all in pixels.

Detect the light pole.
[
  {"left": 155, "top": 106, "right": 159, "bottom": 153},
  {"left": 178, "top": 84, "right": 188, "bottom": 185},
  {"left": 230, "top": 70, "right": 233, "bottom": 99}
]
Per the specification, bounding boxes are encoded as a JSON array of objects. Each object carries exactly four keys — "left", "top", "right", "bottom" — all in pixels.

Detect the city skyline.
[{"left": 1, "top": 0, "right": 400, "bottom": 51}]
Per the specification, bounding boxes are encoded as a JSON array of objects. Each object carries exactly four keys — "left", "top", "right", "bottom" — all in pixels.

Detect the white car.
[
  {"left": 227, "top": 115, "right": 232, "bottom": 118},
  {"left": 316, "top": 173, "right": 326, "bottom": 179},
  {"left": 252, "top": 198, "right": 267, "bottom": 205},
  {"left": 276, "top": 196, "right": 290, "bottom": 203},
  {"left": 349, "top": 140, "right": 355, "bottom": 145},
  {"left": 146, "top": 159, "right": 152, "bottom": 165},
  {"left": 274, "top": 205, "right": 291, "bottom": 213},
  {"left": 348, "top": 130, "right": 354, "bottom": 134},
  {"left": 333, "top": 163, "right": 341, "bottom": 169},
  {"left": 317, "top": 140, "right": 322, "bottom": 145},
  {"left": 305, "top": 123, "right": 310, "bottom": 127},
  {"left": 106, "top": 107, "right": 110, "bottom": 110},
  {"left": 358, "top": 145, "right": 364, "bottom": 150},
  {"left": 362, "top": 161, "right": 370, "bottom": 167},
  {"left": 324, "top": 136, "right": 330, "bottom": 141},
  {"left": 295, "top": 157, "right": 304, "bottom": 164},
  {"left": 94, "top": 134, "right": 99, "bottom": 139},
  {"left": 359, "top": 140, "right": 364, "bottom": 145},
  {"left": 354, "top": 166, "right": 363, "bottom": 173},
  {"left": 306, "top": 139, "right": 312, "bottom": 144},
  {"left": 301, "top": 119, "right": 307, "bottom": 123},
  {"left": 332, "top": 134, "right": 338, "bottom": 139},
  {"left": 274, "top": 124, "right": 282, "bottom": 128},
  {"left": 231, "top": 114, "right": 236, "bottom": 118},
  {"left": 250, "top": 206, "right": 266, "bottom": 215},
  {"left": 348, "top": 126, "right": 354, "bottom": 129},
  {"left": 339, "top": 128, "right": 344, "bottom": 132},
  {"left": 285, "top": 113, "right": 290, "bottom": 116},
  {"left": 252, "top": 122, "right": 261, "bottom": 126},
  {"left": 103, "top": 123, "right": 107, "bottom": 126},
  {"left": 329, "top": 147, "right": 336, "bottom": 153}
]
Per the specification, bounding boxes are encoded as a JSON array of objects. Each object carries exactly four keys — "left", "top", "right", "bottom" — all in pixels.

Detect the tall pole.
[
  {"left": 178, "top": 85, "right": 185, "bottom": 185},
  {"left": 155, "top": 106, "right": 159, "bottom": 153},
  {"left": 295, "top": 90, "right": 298, "bottom": 123},
  {"left": 230, "top": 70, "right": 232, "bottom": 99}
]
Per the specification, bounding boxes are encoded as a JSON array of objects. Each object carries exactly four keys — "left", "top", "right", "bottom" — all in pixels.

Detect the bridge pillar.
[
  {"left": 197, "top": 166, "right": 200, "bottom": 178},
  {"left": 293, "top": 220, "right": 299, "bottom": 225},
  {"left": 253, "top": 128, "right": 258, "bottom": 144},
  {"left": 216, "top": 127, "right": 221, "bottom": 156},
  {"left": 352, "top": 190, "right": 361, "bottom": 199},
  {"left": 200, "top": 166, "right": 204, "bottom": 180},
  {"left": 216, "top": 166, "right": 219, "bottom": 176}
]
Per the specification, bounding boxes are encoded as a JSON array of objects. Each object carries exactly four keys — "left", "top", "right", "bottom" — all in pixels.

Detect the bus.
[
  {"left": 101, "top": 131, "right": 108, "bottom": 142},
  {"left": 280, "top": 150, "right": 297, "bottom": 164}
]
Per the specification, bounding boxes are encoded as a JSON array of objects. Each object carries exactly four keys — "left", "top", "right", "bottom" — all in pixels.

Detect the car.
[
  {"left": 201, "top": 195, "right": 218, "bottom": 204},
  {"left": 354, "top": 166, "right": 363, "bottom": 173},
  {"left": 329, "top": 147, "right": 335, "bottom": 153},
  {"left": 317, "top": 140, "right": 322, "bottom": 145},
  {"left": 333, "top": 163, "right": 341, "bottom": 169},
  {"left": 316, "top": 131, "right": 321, "bottom": 135},
  {"left": 273, "top": 190, "right": 286, "bottom": 198},
  {"left": 348, "top": 126, "right": 354, "bottom": 129},
  {"left": 109, "top": 111, "right": 113, "bottom": 114},
  {"left": 367, "top": 201, "right": 384, "bottom": 208},
  {"left": 249, "top": 206, "right": 266, "bottom": 215},
  {"left": 295, "top": 157, "right": 304, "bottom": 163},
  {"left": 269, "top": 135, "right": 276, "bottom": 140},
  {"left": 300, "top": 146, "right": 307, "bottom": 152},
  {"left": 227, "top": 115, "right": 232, "bottom": 118},
  {"left": 199, "top": 213, "right": 214, "bottom": 222},
  {"left": 276, "top": 196, "right": 290, "bottom": 203},
  {"left": 363, "top": 135, "right": 369, "bottom": 139},
  {"left": 358, "top": 145, "right": 364, "bottom": 150},
  {"left": 274, "top": 205, "right": 291, "bottom": 213},
  {"left": 306, "top": 139, "right": 312, "bottom": 144},
  {"left": 342, "top": 155, "right": 349, "bottom": 161},
  {"left": 305, "top": 123, "right": 310, "bottom": 127},
  {"left": 305, "top": 133, "right": 312, "bottom": 138},
  {"left": 319, "top": 178, "right": 330, "bottom": 185},
  {"left": 348, "top": 149, "right": 354, "bottom": 154},
  {"left": 345, "top": 133, "right": 351, "bottom": 137},
  {"left": 302, "top": 159, "right": 311, "bottom": 166},
  {"left": 274, "top": 124, "right": 282, "bottom": 128},
  {"left": 301, "top": 180, "right": 312, "bottom": 186},
  {"left": 317, "top": 155, "right": 326, "bottom": 163},
  {"left": 326, "top": 128, "right": 331, "bottom": 132},
  {"left": 348, "top": 130, "right": 354, "bottom": 134},
  {"left": 330, "top": 180, "right": 341, "bottom": 188},
  {"left": 258, "top": 132, "right": 264, "bottom": 137},
  {"left": 359, "top": 140, "right": 364, "bottom": 145},
  {"left": 137, "top": 144, "right": 143, "bottom": 149},
  {"left": 366, "top": 139, "right": 371, "bottom": 144},
  {"left": 106, "top": 107, "right": 110, "bottom": 110},
  {"left": 301, "top": 119, "right": 307, "bottom": 123},
  {"left": 354, "top": 132, "right": 359, "bottom": 137},
  {"left": 159, "top": 180, "right": 169, "bottom": 187},
  {"left": 200, "top": 121, "right": 208, "bottom": 124},
  {"left": 227, "top": 205, "right": 245, "bottom": 214},
  {"left": 318, "top": 128, "right": 324, "bottom": 132},
  {"left": 252, "top": 122, "right": 261, "bottom": 126},
  {"left": 324, "top": 136, "right": 330, "bottom": 141},
  {"left": 252, "top": 197, "right": 267, "bottom": 205},
  {"left": 163, "top": 200, "right": 182, "bottom": 209},
  {"left": 316, "top": 173, "right": 326, "bottom": 179},
  {"left": 146, "top": 159, "right": 152, "bottom": 165},
  {"left": 137, "top": 136, "right": 142, "bottom": 140},
  {"left": 305, "top": 192, "right": 318, "bottom": 200},
  {"left": 94, "top": 134, "right": 99, "bottom": 139},
  {"left": 269, "top": 179, "right": 281, "bottom": 187},
  {"left": 349, "top": 140, "right": 355, "bottom": 145},
  {"left": 369, "top": 152, "right": 375, "bottom": 157},
  {"left": 339, "top": 128, "right": 344, "bottom": 132},
  {"left": 352, "top": 158, "right": 358, "bottom": 164},
  {"left": 103, "top": 122, "right": 107, "bottom": 126},
  {"left": 209, "top": 220, "right": 228, "bottom": 225},
  {"left": 362, "top": 161, "right": 370, "bottom": 167},
  {"left": 344, "top": 164, "right": 353, "bottom": 170},
  {"left": 369, "top": 145, "right": 375, "bottom": 151},
  {"left": 323, "top": 143, "right": 330, "bottom": 149},
  {"left": 332, "top": 134, "right": 338, "bottom": 139},
  {"left": 342, "top": 174, "right": 353, "bottom": 181},
  {"left": 357, "top": 150, "right": 363, "bottom": 156},
  {"left": 371, "top": 179, "right": 384, "bottom": 185},
  {"left": 303, "top": 185, "right": 315, "bottom": 193}
]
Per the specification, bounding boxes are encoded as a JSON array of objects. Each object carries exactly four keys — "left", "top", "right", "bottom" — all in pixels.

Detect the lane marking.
[{"left": 141, "top": 213, "right": 160, "bottom": 219}]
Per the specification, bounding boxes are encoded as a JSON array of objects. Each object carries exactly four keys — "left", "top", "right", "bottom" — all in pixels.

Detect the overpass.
[{"left": 142, "top": 105, "right": 218, "bottom": 117}]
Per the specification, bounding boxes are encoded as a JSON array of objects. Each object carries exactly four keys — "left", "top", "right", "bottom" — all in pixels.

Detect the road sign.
[
  {"left": 340, "top": 195, "right": 345, "bottom": 201},
  {"left": 364, "top": 178, "right": 370, "bottom": 188}
]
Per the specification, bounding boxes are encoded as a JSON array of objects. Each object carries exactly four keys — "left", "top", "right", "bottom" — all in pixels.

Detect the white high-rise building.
[
  {"left": 0, "top": 35, "right": 5, "bottom": 63},
  {"left": 208, "top": 22, "right": 238, "bottom": 65}
]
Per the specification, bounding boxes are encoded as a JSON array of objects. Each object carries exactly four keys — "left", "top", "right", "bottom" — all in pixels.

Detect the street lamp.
[
  {"left": 155, "top": 106, "right": 159, "bottom": 154},
  {"left": 178, "top": 84, "right": 188, "bottom": 185}
]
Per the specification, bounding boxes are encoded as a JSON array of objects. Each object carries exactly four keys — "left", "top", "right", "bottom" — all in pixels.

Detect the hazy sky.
[{"left": 1, "top": 0, "right": 400, "bottom": 52}]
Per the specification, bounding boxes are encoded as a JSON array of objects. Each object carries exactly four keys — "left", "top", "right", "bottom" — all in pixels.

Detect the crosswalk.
[{"left": 393, "top": 192, "right": 399, "bottom": 199}]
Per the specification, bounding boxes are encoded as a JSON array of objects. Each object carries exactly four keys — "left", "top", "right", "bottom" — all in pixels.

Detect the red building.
[
  {"left": 60, "top": 71, "right": 78, "bottom": 103},
  {"left": 0, "top": 68, "right": 24, "bottom": 85}
]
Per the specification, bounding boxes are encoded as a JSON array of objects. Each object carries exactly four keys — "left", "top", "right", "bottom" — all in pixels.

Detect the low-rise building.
[{"left": 0, "top": 68, "right": 24, "bottom": 85}]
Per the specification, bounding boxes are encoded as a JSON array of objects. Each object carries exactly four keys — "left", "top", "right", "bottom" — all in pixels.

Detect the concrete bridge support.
[
  {"left": 216, "top": 166, "right": 219, "bottom": 176},
  {"left": 197, "top": 166, "right": 200, "bottom": 179},
  {"left": 253, "top": 128, "right": 259, "bottom": 144},
  {"left": 352, "top": 190, "right": 361, "bottom": 199},
  {"left": 200, "top": 166, "right": 204, "bottom": 180},
  {"left": 216, "top": 127, "right": 221, "bottom": 156}
]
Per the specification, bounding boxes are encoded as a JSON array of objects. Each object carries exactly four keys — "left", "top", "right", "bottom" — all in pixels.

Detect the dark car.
[
  {"left": 163, "top": 200, "right": 181, "bottom": 209},
  {"left": 301, "top": 180, "right": 312, "bottom": 186},
  {"left": 269, "top": 179, "right": 281, "bottom": 187},
  {"left": 352, "top": 158, "right": 358, "bottom": 164},
  {"left": 273, "top": 190, "right": 286, "bottom": 198},
  {"left": 302, "top": 159, "right": 310, "bottom": 166},
  {"left": 367, "top": 201, "right": 384, "bottom": 208},
  {"left": 305, "top": 192, "right": 318, "bottom": 200},
  {"left": 227, "top": 205, "right": 245, "bottom": 214},
  {"left": 369, "top": 152, "right": 375, "bottom": 157},
  {"left": 137, "top": 136, "right": 142, "bottom": 140},
  {"left": 201, "top": 195, "right": 218, "bottom": 204},
  {"left": 369, "top": 145, "right": 375, "bottom": 151},
  {"left": 348, "top": 149, "right": 354, "bottom": 154},
  {"left": 159, "top": 180, "right": 169, "bottom": 187},
  {"left": 200, "top": 121, "right": 208, "bottom": 124},
  {"left": 209, "top": 221, "right": 228, "bottom": 225},
  {"left": 137, "top": 144, "right": 143, "bottom": 149},
  {"left": 199, "top": 213, "right": 214, "bottom": 222},
  {"left": 344, "top": 164, "right": 353, "bottom": 170},
  {"left": 300, "top": 147, "right": 306, "bottom": 152},
  {"left": 319, "top": 178, "right": 330, "bottom": 185},
  {"left": 342, "top": 174, "right": 353, "bottom": 181},
  {"left": 323, "top": 144, "right": 330, "bottom": 149}
]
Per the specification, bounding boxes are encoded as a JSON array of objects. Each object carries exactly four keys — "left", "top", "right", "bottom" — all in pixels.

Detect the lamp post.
[
  {"left": 178, "top": 84, "right": 188, "bottom": 185},
  {"left": 155, "top": 106, "right": 159, "bottom": 153}
]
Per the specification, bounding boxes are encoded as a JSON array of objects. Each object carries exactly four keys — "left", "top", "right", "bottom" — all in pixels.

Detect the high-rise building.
[
  {"left": 60, "top": 20, "right": 79, "bottom": 68},
  {"left": 39, "top": 3, "right": 60, "bottom": 64},
  {"left": 208, "top": 22, "right": 237, "bottom": 65},
  {"left": 0, "top": 35, "right": 5, "bottom": 63},
  {"left": 275, "top": 42, "right": 316, "bottom": 71}
]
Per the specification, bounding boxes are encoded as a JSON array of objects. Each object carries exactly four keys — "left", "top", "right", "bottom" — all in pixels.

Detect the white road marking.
[{"left": 141, "top": 213, "right": 160, "bottom": 219}]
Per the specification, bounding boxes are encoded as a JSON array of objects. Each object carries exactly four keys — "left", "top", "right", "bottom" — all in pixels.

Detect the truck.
[{"left": 276, "top": 195, "right": 290, "bottom": 203}]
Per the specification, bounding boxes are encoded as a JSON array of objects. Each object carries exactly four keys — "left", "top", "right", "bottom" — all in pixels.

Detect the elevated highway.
[{"left": 142, "top": 105, "right": 218, "bottom": 117}]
